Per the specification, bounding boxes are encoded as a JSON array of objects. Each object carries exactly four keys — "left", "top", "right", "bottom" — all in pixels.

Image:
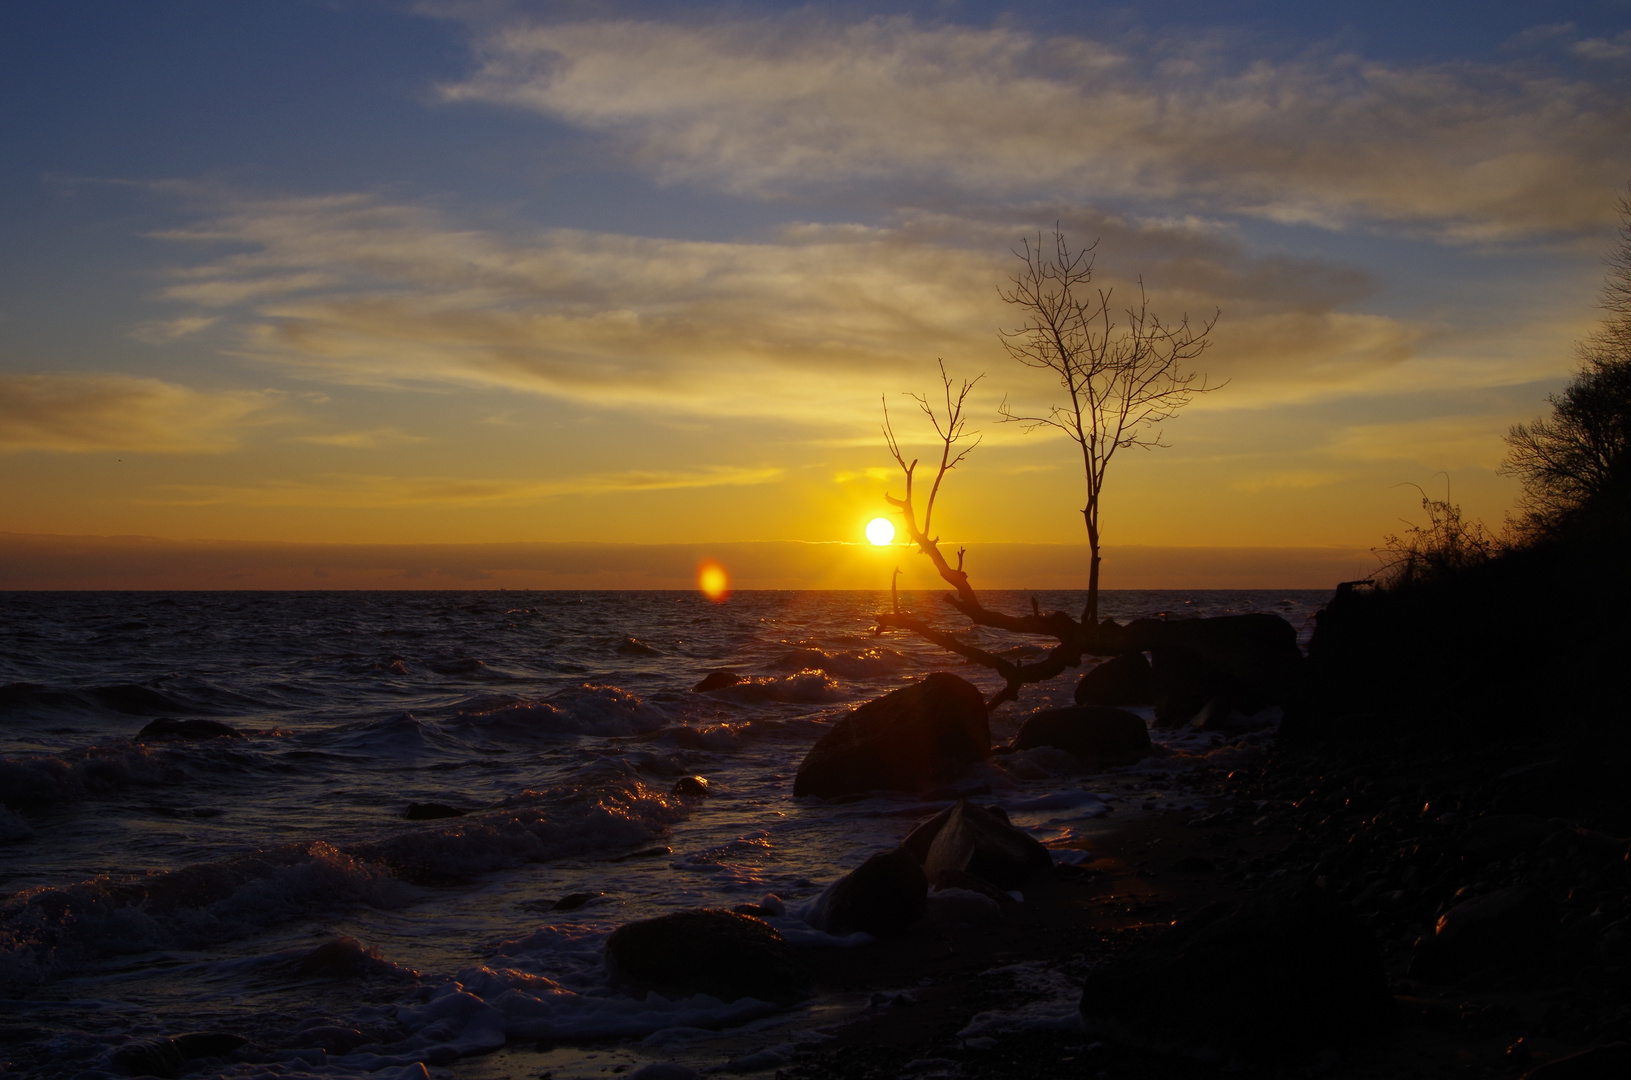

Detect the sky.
[{"left": 3, "top": 0, "right": 1630, "bottom": 588}]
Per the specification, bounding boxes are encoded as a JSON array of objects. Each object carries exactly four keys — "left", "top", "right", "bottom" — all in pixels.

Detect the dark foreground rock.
[
  {"left": 1410, "top": 885, "right": 1557, "bottom": 982},
  {"left": 604, "top": 909, "right": 811, "bottom": 1004},
  {"left": 793, "top": 673, "right": 989, "bottom": 798},
  {"left": 1131, "top": 613, "right": 1303, "bottom": 728},
  {"left": 1079, "top": 884, "right": 1392, "bottom": 1060},
  {"left": 808, "top": 848, "right": 928, "bottom": 937},
  {"left": 920, "top": 800, "right": 1053, "bottom": 892},
  {"left": 1074, "top": 651, "right": 1153, "bottom": 707},
  {"left": 1010, "top": 705, "right": 1150, "bottom": 765},
  {"left": 134, "top": 717, "right": 244, "bottom": 741}
]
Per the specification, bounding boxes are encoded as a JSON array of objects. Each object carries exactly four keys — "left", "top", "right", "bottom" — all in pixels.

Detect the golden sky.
[{"left": 2, "top": 2, "right": 1629, "bottom": 587}]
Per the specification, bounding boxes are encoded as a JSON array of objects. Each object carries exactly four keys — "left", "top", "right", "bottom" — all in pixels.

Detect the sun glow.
[
  {"left": 865, "top": 517, "right": 896, "bottom": 546},
  {"left": 697, "top": 558, "right": 730, "bottom": 602}
]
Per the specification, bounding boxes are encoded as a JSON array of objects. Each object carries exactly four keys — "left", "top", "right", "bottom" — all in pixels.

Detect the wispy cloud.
[
  {"left": 148, "top": 191, "right": 1437, "bottom": 421},
  {"left": 290, "top": 427, "right": 428, "bottom": 448},
  {"left": 151, "top": 464, "right": 784, "bottom": 507},
  {"left": 0, "top": 373, "right": 277, "bottom": 454},
  {"left": 1327, "top": 415, "right": 1515, "bottom": 470},
  {"left": 442, "top": 15, "right": 1631, "bottom": 240}
]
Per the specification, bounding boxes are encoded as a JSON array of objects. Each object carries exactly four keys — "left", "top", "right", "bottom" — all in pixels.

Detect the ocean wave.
[
  {"left": 451, "top": 684, "right": 671, "bottom": 739},
  {"left": 357, "top": 777, "right": 683, "bottom": 881},
  {"left": 769, "top": 647, "right": 910, "bottom": 678},
  {"left": 707, "top": 670, "right": 842, "bottom": 705},
  {"left": 0, "top": 744, "right": 185, "bottom": 807}
]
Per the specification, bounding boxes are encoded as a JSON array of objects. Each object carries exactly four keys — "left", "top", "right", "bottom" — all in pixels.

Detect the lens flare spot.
[
  {"left": 865, "top": 517, "right": 896, "bottom": 546},
  {"left": 698, "top": 559, "right": 730, "bottom": 602}
]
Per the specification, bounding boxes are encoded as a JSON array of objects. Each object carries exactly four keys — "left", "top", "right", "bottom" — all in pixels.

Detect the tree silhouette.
[
  {"left": 1504, "top": 187, "right": 1631, "bottom": 532},
  {"left": 873, "top": 233, "right": 1221, "bottom": 708}
]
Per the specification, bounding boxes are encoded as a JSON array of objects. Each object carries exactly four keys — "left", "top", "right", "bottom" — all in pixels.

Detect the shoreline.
[{"left": 463, "top": 730, "right": 1630, "bottom": 1079}]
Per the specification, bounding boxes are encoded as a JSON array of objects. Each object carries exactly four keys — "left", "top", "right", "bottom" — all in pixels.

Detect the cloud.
[
  {"left": 149, "top": 191, "right": 1433, "bottom": 421},
  {"left": 151, "top": 464, "right": 784, "bottom": 507},
  {"left": 290, "top": 427, "right": 429, "bottom": 448},
  {"left": 0, "top": 373, "right": 277, "bottom": 453},
  {"left": 1326, "top": 415, "right": 1514, "bottom": 470},
  {"left": 441, "top": 15, "right": 1631, "bottom": 240},
  {"left": 130, "top": 314, "right": 217, "bottom": 343}
]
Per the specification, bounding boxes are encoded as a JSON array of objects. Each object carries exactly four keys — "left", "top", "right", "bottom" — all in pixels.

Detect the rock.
[
  {"left": 617, "top": 636, "right": 660, "bottom": 657},
  {"left": 1124, "top": 614, "right": 1302, "bottom": 728},
  {"left": 1521, "top": 1042, "right": 1631, "bottom": 1079},
  {"left": 927, "top": 887, "right": 1002, "bottom": 927},
  {"left": 1168, "top": 855, "right": 1217, "bottom": 873},
  {"left": 1079, "top": 885, "right": 1392, "bottom": 1060},
  {"left": 290, "top": 936, "right": 417, "bottom": 981},
  {"left": 630, "top": 1064, "right": 703, "bottom": 1080},
  {"left": 604, "top": 909, "right": 811, "bottom": 1005},
  {"left": 932, "top": 868, "right": 1017, "bottom": 904},
  {"left": 551, "top": 892, "right": 601, "bottom": 912},
  {"left": 1456, "top": 814, "right": 1552, "bottom": 862},
  {"left": 1409, "top": 885, "right": 1556, "bottom": 981},
  {"left": 792, "top": 673, "right": 989, "bottom": 799},
  {"left": 111, "top": 1033, "right": 247, "bottom": 1077},
  {"left": 404, "top": 802, "right": 467, "bottom": 820},
  {"left": 692, "top": 670, "right": 743, "bottom": 692},
  {"left": 1010, "top": 705, "right": 1150, "bottom": 765},
  {"left": 807, "top": 848, "right": 927, "bottom": 937},
  {"left": 134, "top": 717, "right": 244, "bottom": 741},
  {"left": 921, "top": 800, "right": 1053, "bottom": 891},
  {"left": 900, "top": 802, "right": 1015, "bottom": 863},
  {"left": 671, "top": 775, "right": 710, "bottom": 798},
  {"left": 1074, "top": 652, "right": 1153, "bottom": 706}
]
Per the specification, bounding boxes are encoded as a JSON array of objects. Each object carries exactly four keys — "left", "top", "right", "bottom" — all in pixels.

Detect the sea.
[{"left": 0, "top": 588, "right": 1329, "bottom": 1080}]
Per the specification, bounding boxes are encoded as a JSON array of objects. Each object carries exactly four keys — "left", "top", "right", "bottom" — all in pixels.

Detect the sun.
[
  {"left": 865, "top": 517, "right": 896, "bottom": 546},
  {"left": 697, "top": 558, "right": 730, "bottom": 602}
]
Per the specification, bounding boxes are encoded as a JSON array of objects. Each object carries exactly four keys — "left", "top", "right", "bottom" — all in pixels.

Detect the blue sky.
[{"left": 2, "top": 1, "right": 1629, "bottom": 584}]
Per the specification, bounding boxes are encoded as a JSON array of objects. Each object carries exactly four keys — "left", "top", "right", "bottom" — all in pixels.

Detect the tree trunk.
[{"left": 1084, "top": 506, "right": 1101, "bottom": 626}]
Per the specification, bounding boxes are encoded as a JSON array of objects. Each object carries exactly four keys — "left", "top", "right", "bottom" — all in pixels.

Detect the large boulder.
[
  {"left": 792, "top": 673, "right": 989, "bottom": 798},
  {"left": 603, "top": 909, "right": 811, "bottom": 1005},
  {"left": 1011, "top": 705, "right": 1150, "bottom": 766},
  {"left": 1408, "top": 885, "right": 1556, "bottom": 982},
  {"left": 805, "top": 848, "right": 927, "bottom": 937},
  {"left": 1079, "top": 885, "right": 1391, "bottom": 1060},
  {"left": 920, "top": 800, "right": 1053, "bottom": 891},
  {"left": 1074, "top": 652, "right": 1153, "bottom": 707},
  {"left": 1126, "top": 614, "right": 1302, "bottom": 728}
]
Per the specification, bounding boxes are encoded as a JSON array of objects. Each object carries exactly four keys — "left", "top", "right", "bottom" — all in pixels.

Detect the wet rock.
[
  {"left": 604, "top": 909, "right": 811, "bottom": 1004},
  {"left": 112, "top": 1033, "right": 247, "bottom": 1077},
  {"left": 921, "top": 800, "right": 1053, "bottom": 891},
  {"left": 1075, "top": 652, "right": 1153, "bottom": 707},
  {"left": 927, "top": 887, "right": 1002, "bottom": 927},
  {"left": 793, "top": 673, "right": 989, "bottom": 799},
  {"left": 671, "top": 775, "right": 710, "bottom": 797},
  {"left": 692, "top": 670, "right": 743, "bottom": 693},
  {"left": 932, "top": 868, "right": 1017, "bottom": 904},
  {"left": 134, "top": 717, "right": 244, "bottom": 741},
  {"left": 1409, "top": 885, "right": 1556, "bottom": 981},
  {"left": 1169, "top": 855, "right": 1218, "bottom": 874},
  {"left": 807, "top": 848, "right": 928, "bottom": 937},
  {"left": 404, "top": 802, "right": 468, "bottom": 820},
  {"left": 290, "top": 936, "right": 417, "bottom": 981},
  {"left": 617, "top": 636, "right": 660, "bottom": 657},
  {"left": 1010, "top": 705, "right": 1150, "bottom": 765},
  {"left": 1080, "top": 885, "right": 1392, "bottom": 1060},
  {"left": 551, "top": 892, "right": 601, "bottom": 912}
]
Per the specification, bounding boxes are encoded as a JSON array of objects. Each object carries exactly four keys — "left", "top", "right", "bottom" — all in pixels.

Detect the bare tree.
[
  {"left": 871, "top": 234, "right": 1223, "bottom": 710},
  {"left": 998, "top": 230, "right": 1220, "bottom": 625},
  {"left": 876, "top": 361, "right": 1089, "bottom": 709}
]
